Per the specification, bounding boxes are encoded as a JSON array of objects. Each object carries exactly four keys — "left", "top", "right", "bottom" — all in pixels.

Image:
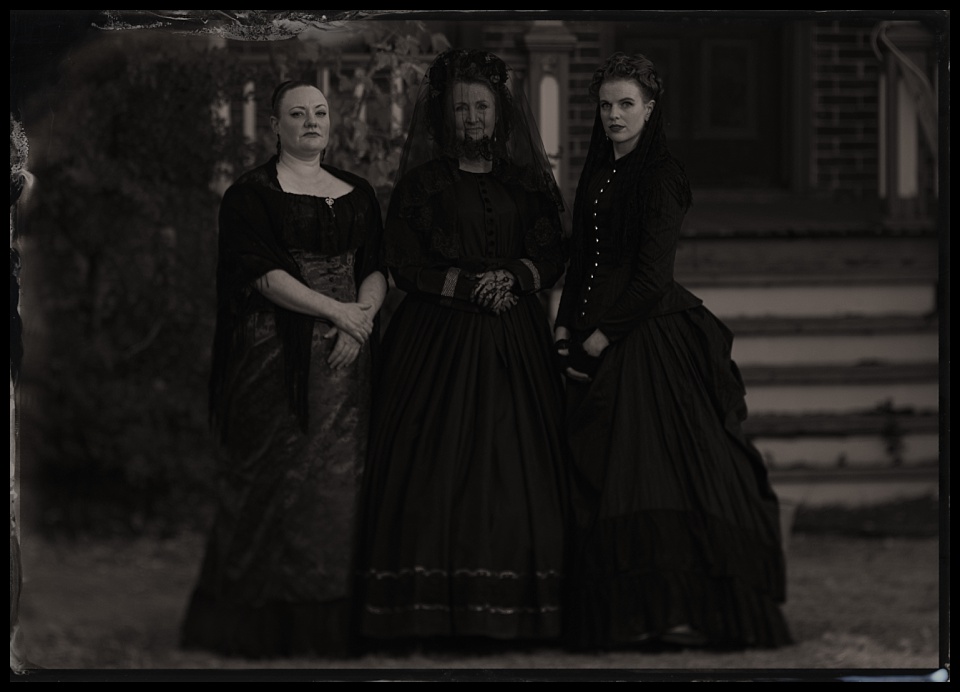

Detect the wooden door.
[{"left": 617, "top": 20, "right": 786, "bottom": 188}]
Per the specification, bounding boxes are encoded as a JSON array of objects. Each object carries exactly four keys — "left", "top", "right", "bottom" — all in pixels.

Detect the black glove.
[{"left": 565, "top": 340, "right": 605, "bottom": 379}]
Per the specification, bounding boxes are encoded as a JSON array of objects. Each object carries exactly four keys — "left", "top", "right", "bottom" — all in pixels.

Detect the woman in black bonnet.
[
  {"left": 357, "top": 49, "right": 569, "bottom": 649},
  {"left": 555, "top": 52, "right": 793, "bottom": 651}
]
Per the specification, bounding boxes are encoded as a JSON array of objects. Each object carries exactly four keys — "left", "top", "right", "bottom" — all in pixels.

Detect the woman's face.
[
  {"left": 598, "top": 78, "right": 654, "bottom": 158},
  {"left": 271, "top": 85, "right": 330, "bottom": 161},
  {"left": 449, "top": 81, "right": 497, "bottom": 143}
]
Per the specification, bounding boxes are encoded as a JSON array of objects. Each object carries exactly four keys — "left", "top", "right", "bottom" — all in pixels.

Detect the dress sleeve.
[
  {"left": 392, "top": 262, "right": 479, "bottom": 302},
  {"left": 596, "top": 177, "right": 687, "bottom": 341},
  {"left": 501, "top": 191, "right": 566, "bottom": 295},
  {"left": 384, "top": 179, "right": 479, "bottom": 303}
]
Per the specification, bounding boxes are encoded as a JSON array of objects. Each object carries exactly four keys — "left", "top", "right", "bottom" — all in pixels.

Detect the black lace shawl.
[{"left": 208, "top": 157, "right": 384, "bottom": 440}]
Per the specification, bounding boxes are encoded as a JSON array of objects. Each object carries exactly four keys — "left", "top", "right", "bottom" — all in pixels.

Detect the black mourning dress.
[
  {"left": 181, "top": 158, "right": 384, "bottom": 658},
  {"left": 358, "top": 159, "right": 569, "bottom": 642},
  {"left": 556, "top": 147, "right": 793, "bottom": 650}
]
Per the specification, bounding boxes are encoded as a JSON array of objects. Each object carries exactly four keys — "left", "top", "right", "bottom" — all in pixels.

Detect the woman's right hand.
[
  {"left": 324, "top": 328, "right": 363, "bottom": 369},
  {"left": 331, "top": 302, "right": 374, "bottom": 344}
]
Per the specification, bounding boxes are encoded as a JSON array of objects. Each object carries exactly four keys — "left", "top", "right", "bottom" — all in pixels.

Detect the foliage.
[{"left": 17, "top": 23, "right": 443, "bottom": 536}]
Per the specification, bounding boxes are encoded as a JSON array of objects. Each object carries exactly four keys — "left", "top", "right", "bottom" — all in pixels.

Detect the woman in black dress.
[
  {"left": 555, "top": 52, "right": 792, "bottom": 650},
  {"left": 180, "top": 80, "right": 387, "bottom": 658},
  {"left": 357, "top": 49, "right": 569, "bottom": 645}
]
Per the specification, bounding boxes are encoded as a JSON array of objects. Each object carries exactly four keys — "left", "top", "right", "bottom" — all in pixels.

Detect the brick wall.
[
  {"left": 532, "top": 20, "right": 890, "bottom": 204},
  {"left": 565, "top": 24, "right": 604, "bottom": 205},
  {"left": 810, "top": 21, "right": 882, "bottom": 200},
  {"left": 472, "top": 20, "right": 893, "bottom": 204}
]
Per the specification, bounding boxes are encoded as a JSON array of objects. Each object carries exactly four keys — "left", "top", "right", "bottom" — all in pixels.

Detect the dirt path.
[{"left": 10, "top": 525, "right": 944, "bottom": 680}]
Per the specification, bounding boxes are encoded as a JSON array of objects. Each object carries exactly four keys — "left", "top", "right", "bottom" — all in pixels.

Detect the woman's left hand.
[
  {"left": 582, "top": 329, "right": 610, "bottom": 357},
  {"left": 325, "top": 328, "right": 362, "bottom": 370}
]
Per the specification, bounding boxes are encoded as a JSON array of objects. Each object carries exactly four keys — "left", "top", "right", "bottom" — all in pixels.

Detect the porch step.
[
  {"left": 674, "top": 229, "right": 938, "bottom": 286},
  {"left": 724, "top": 312, "right": 939, "bottom": 368},
  {"left": 743, "top": 411, "right": 939, "bottom": 437},
  {"left": 732, "top": 331, "right": 939, "bottom": 367},
  {"left": 689, "top": 283, "right": 937, "bottom": 319},
  {"left": 743, "top": 411, "right": 939, "bottom": 471},
  {"left": 770, "top": 466, "right": 939, "bottom": 508},
  {"left": 739, "top": 362, "right": 939, "bottom": 385},
  {"left": 740, "top": 362, "right": 939, "bottom": 416},
  {"left": 724, "top": 314, "right": 939, "bottom": 336}
]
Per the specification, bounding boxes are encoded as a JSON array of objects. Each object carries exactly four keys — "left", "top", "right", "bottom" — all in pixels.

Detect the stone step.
[
  {"left": 725, "top": 314, "right": 938, "bottom": 336},
  {"left": 689, "top": 283, "right": 936, "bottom": 320},
  {"left": 674, "top": 231, "right": 938, "bottom": 285},
  {"left": 743, "top": 411, "right": 940, "bottom": 472},
  {"left": 740, "top": 362, "right": 940, "bottom": 416},
  {"left": 743, "top": 411, "right": 940, "bottom": 470},
  {"left": 752, "top": 432, "right": 939, "bottom": 471},
  {"left": 770, "top": 466, "right": 939, "bottom": 508},
  {"left": 739, "top": 362, "right": 939, "bottom": 384},
  {"left": 731, "top": 331, "right": 939, "bottom": 366},
  {"left": 744, "top": 381, "right": 938, "bottom": 416},
  {"left": 742, "top": 411, "right": 939, "bottom": 437}
]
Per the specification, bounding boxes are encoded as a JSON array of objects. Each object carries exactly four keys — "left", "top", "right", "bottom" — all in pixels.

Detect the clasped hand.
[
  {"left": 325, "top": 301, "right": 373, "bottom": 370},
  {"left": 472, "top": 270, "right": 518, "bottom": 315},
  {"left": 332, "top": 302, "right": 374, "bottom": 344},
  {"left": 555, "top": 329, "right": 609, "bottom": 382}
]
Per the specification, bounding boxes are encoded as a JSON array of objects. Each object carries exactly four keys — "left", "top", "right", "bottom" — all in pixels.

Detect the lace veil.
[{"left": 391, "top": 48, "right": 565, "bottom": 213}]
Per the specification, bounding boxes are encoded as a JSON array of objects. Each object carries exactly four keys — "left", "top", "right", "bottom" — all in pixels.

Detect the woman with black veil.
[
  {"left": 555, "top": 52, "right": 792, "bottom": 650},
  {"left": 357, "top": 49, "right": 569, "bottom": 647}
]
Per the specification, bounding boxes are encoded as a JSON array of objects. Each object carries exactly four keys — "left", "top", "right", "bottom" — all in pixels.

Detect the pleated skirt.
[
  {"left": 563, "top": 306, "right": 793, "bottom": 649},
  {"left": 357, "top": 293, "right": 569, "bottom": 641}
]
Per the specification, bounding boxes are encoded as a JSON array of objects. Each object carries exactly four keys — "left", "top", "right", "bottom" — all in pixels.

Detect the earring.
[
  {"left": 321, "top": 148, "right": 326, "bottom": 163},
  {"left": 275, "top": 135, "right": 281, "bottom": 157}
]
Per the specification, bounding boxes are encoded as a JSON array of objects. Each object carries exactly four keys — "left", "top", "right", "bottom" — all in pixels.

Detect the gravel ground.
[{"left": 10, "top": 498, "right": 947, "bottom": 682}]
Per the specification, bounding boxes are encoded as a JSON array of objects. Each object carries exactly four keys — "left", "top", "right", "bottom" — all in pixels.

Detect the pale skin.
[
  {"left": 450, "top": 81, "right": 496, "bottom": 174},
  {"left": 556, "top": 77, "right": 654, "bottom": 381},
  {"left": 257, "top": 84, "right": 387, "bottom": 369}
]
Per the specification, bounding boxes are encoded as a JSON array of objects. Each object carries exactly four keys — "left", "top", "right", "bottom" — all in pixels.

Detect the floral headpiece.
[{"left": 427, "top": 49, "right": 509, "bottom": 98}]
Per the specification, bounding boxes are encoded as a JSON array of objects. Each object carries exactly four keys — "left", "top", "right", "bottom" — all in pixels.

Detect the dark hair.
[
  {"left": 424, "top": 49, "right": 514, "bottom": 158},
  {"left": 270, "top": 80, "right": 321, "bottom": 118},
  {"left": 572, "top": 51, "right": 690, "bottom": 258},
  {"left": 588, "top": 52, "right": 663, "bottom": 103}
]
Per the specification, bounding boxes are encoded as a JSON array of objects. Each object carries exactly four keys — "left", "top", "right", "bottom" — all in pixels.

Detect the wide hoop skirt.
[{"left": 358, "top": 293, "right": 569, "bottom": 641}]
